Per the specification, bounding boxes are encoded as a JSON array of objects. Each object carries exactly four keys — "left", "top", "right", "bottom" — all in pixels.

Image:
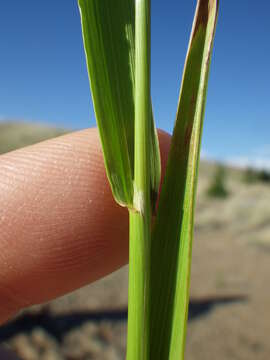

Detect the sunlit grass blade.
[
  {"left": 78, "top": 0, "right": 160, "bottom": 209},
  {"left": 150, "top": 1, "right": 219, "bottom": 359},
  {"left": 127, "top": 0, "right": 151, "bottom": 358}
]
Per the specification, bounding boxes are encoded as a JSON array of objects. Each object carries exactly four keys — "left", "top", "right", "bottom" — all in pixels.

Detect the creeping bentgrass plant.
[{"left": 78, "top": 0, "right": 218, "bottom": 358}]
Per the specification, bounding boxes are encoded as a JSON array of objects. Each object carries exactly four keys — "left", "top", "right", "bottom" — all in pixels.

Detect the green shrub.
[
  {"left": 257, "top": 170, "right": 270, "bottom": 183},
  {"left": 207, "top": 166, "right": 229, "bottom": 198},
  {"left": 243, "top": 167, "right": 259, "bottom": 184},
  {"left": 243, "top": 167, "right": 270, "bottom": 184}
]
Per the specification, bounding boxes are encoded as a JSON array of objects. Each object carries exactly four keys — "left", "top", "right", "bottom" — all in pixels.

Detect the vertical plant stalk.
[{"left": 127, "top": 0, "right": 151, "bottom": 359}]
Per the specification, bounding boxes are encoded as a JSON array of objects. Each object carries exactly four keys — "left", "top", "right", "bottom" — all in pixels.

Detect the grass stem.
[{"left": 127, "top": 0, "right": 151, "bottom": 359}]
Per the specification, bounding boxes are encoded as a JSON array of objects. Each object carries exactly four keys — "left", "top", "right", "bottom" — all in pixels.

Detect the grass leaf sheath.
[{"left": 127, "top": 0, "right": 152, "bottom": 358}]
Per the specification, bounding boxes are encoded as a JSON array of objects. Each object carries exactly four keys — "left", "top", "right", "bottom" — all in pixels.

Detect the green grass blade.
[
  {"left": 127, "top": 0, "right": 151, "bottom": 358},
  {"left": 78, "top": 0, "right": 160, "bottom": 210},
  {"left": 150, "top": 1, "right": 219, "bottom": 359}
]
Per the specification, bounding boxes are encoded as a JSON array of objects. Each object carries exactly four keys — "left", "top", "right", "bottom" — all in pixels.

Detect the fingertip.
[{"left": 0, "top": 127, "right": 171, "bottom": 323}]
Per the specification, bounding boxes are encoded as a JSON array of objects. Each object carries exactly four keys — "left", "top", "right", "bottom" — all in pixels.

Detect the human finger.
[{"left": 0, "top": 127, "right": 170, "bottom": 323}]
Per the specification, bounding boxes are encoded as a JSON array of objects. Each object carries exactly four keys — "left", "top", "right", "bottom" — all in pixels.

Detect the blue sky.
[{"left": 0, "top": 1, "right": 269, "bottom": 167}]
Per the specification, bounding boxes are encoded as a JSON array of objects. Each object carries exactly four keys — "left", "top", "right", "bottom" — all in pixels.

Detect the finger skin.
[{"left": 0, "top": 128, "right": 170, "bottom": 323}]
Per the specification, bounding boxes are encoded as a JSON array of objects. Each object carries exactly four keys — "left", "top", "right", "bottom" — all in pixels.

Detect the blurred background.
[{"left": 0, "top": 0, "right": 270, "bottom": 359}]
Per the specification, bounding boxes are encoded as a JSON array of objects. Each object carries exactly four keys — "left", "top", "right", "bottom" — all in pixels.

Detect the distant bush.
[
  {"left": 207, "top": 165, "right": 229, "bottom": 199},
  {"left": 257, "top": 170, "right": 270, "bottom": 182},
  {"left": 243, "top": 167, "right": 259, "bottom": 184},
  {"left": 243, "top": 167, "right": 270, "bottom": 184}
]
